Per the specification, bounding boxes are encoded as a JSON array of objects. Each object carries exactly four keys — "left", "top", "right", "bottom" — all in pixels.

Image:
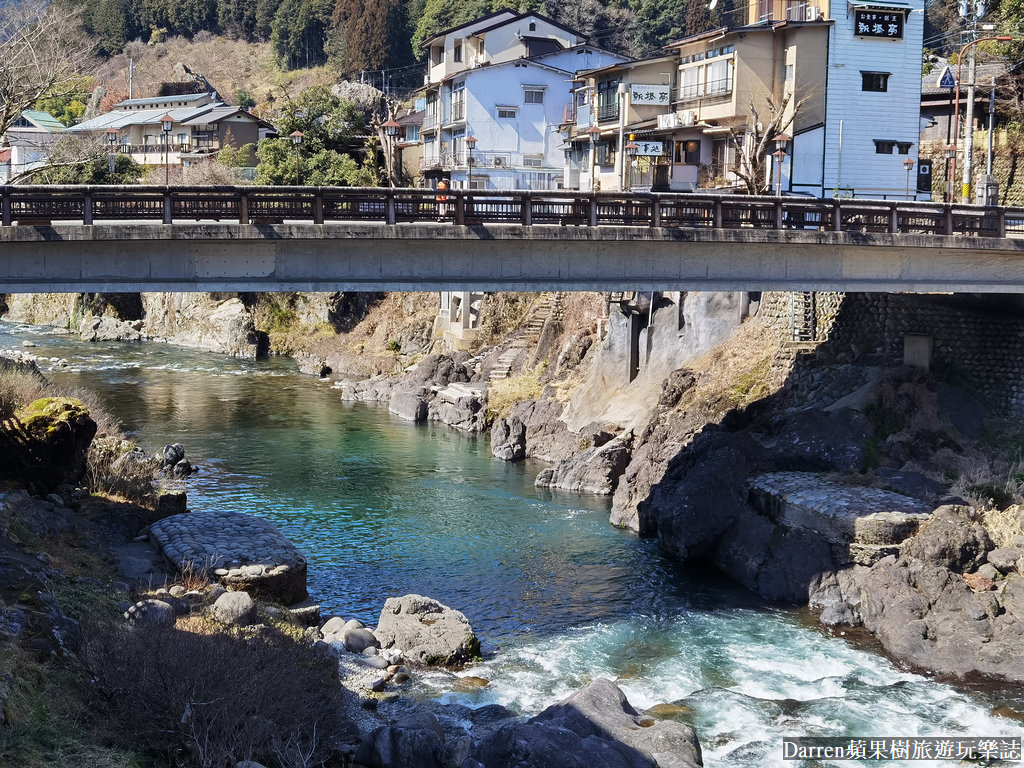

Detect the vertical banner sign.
[
  {"left": 853, "top": 9, "right": 904, "bottom": 39},
  {"left": 630, "top": 84, "right": 671, "bottom": 105}
]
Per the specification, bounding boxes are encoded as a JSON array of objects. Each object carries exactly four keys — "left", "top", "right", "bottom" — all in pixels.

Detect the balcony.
[
  {"left": 597, "top": 103, "right": 619, "bottom": 122},
  {"left": 422, "top": 113, "right": 439, "bottom": 132}
]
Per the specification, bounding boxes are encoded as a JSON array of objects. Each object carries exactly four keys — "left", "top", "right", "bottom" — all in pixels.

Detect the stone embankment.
[{"left": 148, "top": 509, "right": 308, "bottom": 605}]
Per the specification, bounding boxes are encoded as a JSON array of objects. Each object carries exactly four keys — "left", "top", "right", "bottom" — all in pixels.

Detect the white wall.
[{"left": 823, "top": 1, "right": 924, "bottom": 198}]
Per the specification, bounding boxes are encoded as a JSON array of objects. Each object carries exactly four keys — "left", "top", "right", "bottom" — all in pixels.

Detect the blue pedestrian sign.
[{"left": 937, "top": 66, "right": 956, "bottom": 89}]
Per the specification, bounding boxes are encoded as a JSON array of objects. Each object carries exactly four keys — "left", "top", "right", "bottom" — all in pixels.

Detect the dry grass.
[
  {"left": 488, "top": 365, "right": 544, "bottom": 419},
  {"left": 480, "top": 293, "right": 539, "bottom": 345},
  {"left": 92, "top": 37, "right": 336, "bottom": 114},
  {"left": 684, "top": 321, "right": 787, "bottom": 411},
  {"left": 983, "top": 504, "right": 1024, "bottom": 547}
]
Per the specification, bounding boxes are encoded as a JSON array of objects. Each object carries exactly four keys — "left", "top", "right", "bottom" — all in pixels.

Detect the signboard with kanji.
[
  {"left": 854, "top": 9, "right": 904, "bottom": 38},
  {"left": 630, "top": 84, "right": 671, "bottom": 105},
  {"left": 633, "top": 141, "right": 665, "bottom": 156}
]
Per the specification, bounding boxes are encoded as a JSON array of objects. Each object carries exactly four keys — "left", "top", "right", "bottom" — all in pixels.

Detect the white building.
[
  {"left": 1, "top": 110, "right": 67, "bottom": 183},
  {"left": 419, "top": 9, "right": 626, "bottom": 190}
]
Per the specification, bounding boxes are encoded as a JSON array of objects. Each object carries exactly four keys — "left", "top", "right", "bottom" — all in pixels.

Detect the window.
[
  {"left": 785, "top": 64, "right": 794, "bottom": 81},
  {"left": 497, "top": 106, "right": 518, "bottom": 119},
  {"left": 674, "top": 139, "right": 701, "bottom": 164},
  {"left": 597, "top": 80, "right": 620, "bottom": 121},
  {"left": 523, "top": 156, "right": 543, "bottom": 167},
  {"left": 873, "top": 140, "right": 895, "bottom": 154},
  {"left": 524, "top": 88, "right": 545, "bottom": 104},
  {"left": 861, "top": 71, "right": 890, "bottom": 91},
  {"left": 897, "top": 142, "right": 912, "bottom": 155},
  {"left": 404, "top": 125, "right": 419, "bottom": 142},
  {"left": 454, "top": 43, "right": 462, "bottom": 62},
  {"left": 595, "top": 142, "right": 615, "bottom": 166},
  {"left": 529, "top": 21, "right": 536, "bottom": 30}
]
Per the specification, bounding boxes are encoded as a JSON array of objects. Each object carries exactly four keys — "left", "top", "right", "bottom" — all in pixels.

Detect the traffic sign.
[{"left": 937, "top": 66, "right": 956, "bottom": 89}]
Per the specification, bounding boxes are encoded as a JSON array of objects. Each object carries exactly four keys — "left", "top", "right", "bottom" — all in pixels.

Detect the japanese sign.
[
  {"left": 630, "top": 84, "right": 671, "bottom": 105},
  {"left": 633, "top": 141, "right": 665, "bottom": 156},
  {"left": 854, "top": 9, "right": 904, "bottom": 39}
]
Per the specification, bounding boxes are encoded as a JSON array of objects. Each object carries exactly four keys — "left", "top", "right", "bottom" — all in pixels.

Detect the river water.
[{"left": 3, "top": 320, "right": 1023, "bottom": 767}]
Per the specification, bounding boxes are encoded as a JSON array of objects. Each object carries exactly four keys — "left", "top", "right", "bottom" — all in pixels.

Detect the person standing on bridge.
[{"left": 435, "top": 179, "right": 449, "bottom": 221}]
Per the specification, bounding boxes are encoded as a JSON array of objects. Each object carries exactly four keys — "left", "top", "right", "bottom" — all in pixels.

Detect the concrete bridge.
[{"left": 2, "top": 185, "right": 1024, "bottom": 293}]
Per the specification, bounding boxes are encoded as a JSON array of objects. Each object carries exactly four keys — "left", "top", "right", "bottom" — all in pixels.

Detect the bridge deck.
[{"left": 2, "top": 186, "right": 1023, "bottom": 293}]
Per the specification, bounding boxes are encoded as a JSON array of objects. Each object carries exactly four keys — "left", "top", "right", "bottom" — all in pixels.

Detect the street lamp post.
[
  {"left": 952, "top": 34, "right": 1012, "bottom": 202},
  {"left": 585, "top": 125, "right": 602, "bottom": 191},
  {"left": 160, "top": 115, "right": 173, "bottom": 186},
  {"left": 290, "top": 130, "right": 303, "bottom": 186},
  {"left": 616, "top": 82, "right": 627, "bottom": 191},
  {"left": 772, "top": 133, "right": 791, "bottom": 196},
  {"left": 465, "top": 134, "right": 477, "bottom": 189},
  {"left": 903, "top": 157, "right": 915, "bottom": 200},
  {"left": 624, "top": 138, "right": 639, "bottom": 191},
  {"left": 381, "top": 118, "right": 401, "bottom": 187},
  {"left": 106, "top": 128, "right": 118, "bottom": 177}
]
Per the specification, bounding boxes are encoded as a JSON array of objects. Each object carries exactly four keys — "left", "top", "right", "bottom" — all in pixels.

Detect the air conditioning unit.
[
  {"left": 493, "top": 157, "right": 505, "bottom": 167},
  {"left": 805, "top": 5, "right": 821, "bottom": 19},
  {"left": 657, "top": 113, "right": 681, "bottom": 129},
  {"left": 680, "top": 110, "right": 696, "bottom": 126}
]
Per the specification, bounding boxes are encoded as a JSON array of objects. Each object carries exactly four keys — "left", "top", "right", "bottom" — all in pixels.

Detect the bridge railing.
[{"left": 2, "top": 185, "right": 1023, "bottom": 238}]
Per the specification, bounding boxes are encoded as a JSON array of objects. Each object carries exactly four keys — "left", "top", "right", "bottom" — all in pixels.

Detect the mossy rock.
[{"left": 3, "top": 397, "right": 97, "bottom": 492}]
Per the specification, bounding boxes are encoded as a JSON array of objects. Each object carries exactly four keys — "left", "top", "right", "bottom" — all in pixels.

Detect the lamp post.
[
  {"left": 903, "top": 157, "right": 915, "bottom": 200},
  {"left": 951, "top": 34, "right": 1012, "bottom": 202},
  {"left": 160, "top": 114, "right": 173, "bottom": 186},
  {"left": 944, "top": 144, "right": 957, "bottom": 202},
  {"left": 772, "top": 133, "right": 791, "bottom": 196},
  {"left": 290, "top": 130, "right": 303, "bottom": 186},
  {"left": 106, "top": 128, "right": 118, "bottom": 177},
  {"left": 381, "top": 118, "right": 401, "bottom": 187},
  {"left": 585, "top": 125, "right": 602, "bottom": 191},
  {"left": 616, "top": 82, "right": 627, "bottom": 191},
  {"left": 465, "top": 134, "right": 477, "bottom": 189},
  {"left": 624, "top": 138, "right": 639, "bottom": 191}
]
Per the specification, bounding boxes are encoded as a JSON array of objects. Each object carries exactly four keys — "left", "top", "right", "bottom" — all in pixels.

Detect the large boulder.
[
  {"left": 472, "top": 679, "right": 701, "bottom": 768},
  {"left": 491, "top": 416, "right": 526, "bottom": 462},
  {"left": 1, "top": 397, "right": 97, "bottom": 492},
  {"left": 354, "top": 712, "right": 446, "bottom": 768},
  {"left": 534, "top": 435, "right": 632, "bottom": 495},
  {"left": 80, "top": 315, "right": 142, "bottom": 342},
  {"left": 901, "top": 505, "right": 992, "bottom": 573},
  {"left": 639, "top": 429, "right": 765, "bottom": 561},
  {"left": 428, "top": 383, "right": 488, "bottom": 433},
  {"left": 212, "top": 591, "right": 257, "bottom": 627},
  {"left": 374, "top": 594, "right": 480, "bottom": 666}
]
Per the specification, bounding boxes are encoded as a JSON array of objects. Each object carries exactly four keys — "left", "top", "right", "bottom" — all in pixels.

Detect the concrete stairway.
[{"left": 489, "top": 292, "right": 564, "bottom": 381}]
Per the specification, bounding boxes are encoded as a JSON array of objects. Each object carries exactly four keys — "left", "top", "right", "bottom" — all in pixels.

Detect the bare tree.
[
  {"left": 0, "top": 0, "right": 95, "bottom": 138},
  {"left": 728, "top": 92, "right": 801, "bottom": 195}
]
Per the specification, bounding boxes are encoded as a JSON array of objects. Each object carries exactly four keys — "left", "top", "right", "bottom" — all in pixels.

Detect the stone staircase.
[
  {"left": 489, "top": 292, "right": 565, "bottom": 381},
  {"left": 790, "top": 291, "right": 816, "bottom": 343}
]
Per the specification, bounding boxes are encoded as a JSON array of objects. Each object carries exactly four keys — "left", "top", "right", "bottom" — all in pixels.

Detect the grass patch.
[
  {"left": 983, "top": 504, "right": 1024, "bottom": 547},
  {"left": 488, "top": 365, "right": 544, "bottom": 420}
]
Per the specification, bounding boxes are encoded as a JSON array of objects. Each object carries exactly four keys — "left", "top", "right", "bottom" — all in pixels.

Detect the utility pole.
[{"left": 961, "top": 46, "right": 978, "bottom": 202}]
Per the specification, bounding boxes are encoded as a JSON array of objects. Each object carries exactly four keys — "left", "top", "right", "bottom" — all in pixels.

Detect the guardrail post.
[
  {"left": 943, "top": 204, "right": 953, "bottom": 235},
  {"left": 774, "top": 201, "right": 784, "bottom": 230},
  {"left": 522, "top": 193, "right": 532, "bottom": 226},
  {"left": 313, "top": 193, "right": 324, "bottom": 224},
  {"left": 651, "top": 197, "right": 662, "bottom": 228},
  {"left": 455, "top": 192, "right": 465, "bottom": 225},
  {"left": 239, "top": 193, "right": 249, "bottom": 224},
  {"left": 1, "top": 190, "right": 10, "bottom": 226},
  {"left": 832, "top": 200, "right": 842, "bottom": 232},
  {"left": 83, "top": 192, "right": 93, "bottom": 225},
  {"left": 997, "top": 208, "right": 1006, "bottom": 238},
  {"left": 888, "top": 203, "right": 898, "bottom": 234},
  {"left": 589, "top": 195, "right": 598, "bottom": 226},
  {"left": 386, "top": 192, "right": 397, "bottom": 225},
  {"left": 713, "top": 199, "right": 723, "bottom": 229},
  {"left": 163, "top": 190, "right": 172, "bottom": 224}
]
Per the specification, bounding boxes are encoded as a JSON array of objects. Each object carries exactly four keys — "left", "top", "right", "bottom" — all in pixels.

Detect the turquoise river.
[{"left": 2, "top": 320, "right": 1022, "bottom": 767}]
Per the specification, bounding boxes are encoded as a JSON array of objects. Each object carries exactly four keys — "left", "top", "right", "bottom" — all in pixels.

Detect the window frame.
[{"left": 861, "top": 71, "right": 891, "bottom": 92}]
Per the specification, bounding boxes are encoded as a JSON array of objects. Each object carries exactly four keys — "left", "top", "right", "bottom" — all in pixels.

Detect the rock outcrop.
[
  {"left": 471, "top": 679, "right": 702, "bottom": 768},
  {"left": 142, "top": 293, "right": 269, "bottom": 358},
  {"left": 534, "top": 432, "right": 633, "bottom": 495},
  {"left": 374, "top": 594, "right": 481, "bottom": 666},
  {"left": 0, "top": 397, "right": 97, "bottom": 492},
  {"left": 80, "top": 315, "right": 142, "bottom": 342}
]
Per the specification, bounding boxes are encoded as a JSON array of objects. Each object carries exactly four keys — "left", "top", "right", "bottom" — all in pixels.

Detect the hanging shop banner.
[
  {"left": 630, "top": 84, "right": 671, "bottom": 105},
  {"left": 853, "top": 9, "right": 904, "bottom": 39}
]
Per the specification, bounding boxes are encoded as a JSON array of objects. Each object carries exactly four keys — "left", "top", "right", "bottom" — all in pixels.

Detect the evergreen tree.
[{"left": 333, "top": 0, "right": 415, "bottom": 74}]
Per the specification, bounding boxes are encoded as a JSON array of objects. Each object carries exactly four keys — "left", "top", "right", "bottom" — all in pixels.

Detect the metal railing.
[{"left": 1, "top": 185, "right": 1022, "bottom": 237}]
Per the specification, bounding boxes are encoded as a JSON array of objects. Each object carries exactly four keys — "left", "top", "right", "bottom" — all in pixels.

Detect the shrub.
[{"left": 81, "top": 621, "right": 355, "bottom": 768}]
